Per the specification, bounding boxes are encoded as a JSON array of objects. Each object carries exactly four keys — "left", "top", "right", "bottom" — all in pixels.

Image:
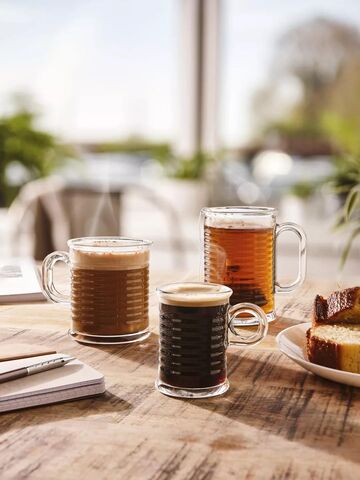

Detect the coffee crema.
[{"left": 70, "top": 248, "right": 149, "bottom": 337}]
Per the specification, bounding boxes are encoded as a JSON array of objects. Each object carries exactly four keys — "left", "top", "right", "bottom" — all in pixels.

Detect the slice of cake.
[
  {"left": 306, "top": 324, "right": 360, "bottom": 373},
  {"left": 313, "top": 287, "right": 360, "bottom": 325}
]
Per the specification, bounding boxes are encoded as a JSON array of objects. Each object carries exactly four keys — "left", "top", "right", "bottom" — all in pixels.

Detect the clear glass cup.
[
  {"left": 42, "top": 236, "right": 152, "bottom": 344},
  {"left": 156, "top": 281, "right": 268, "bottom": 399},
  {"left": 200, "top": 206, "right": 307, "bottom": 322}
]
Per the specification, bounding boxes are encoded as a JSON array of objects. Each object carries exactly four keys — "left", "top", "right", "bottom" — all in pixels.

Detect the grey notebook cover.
[{"left": 0, "top": 354, "right": 105, "bottom": 412}]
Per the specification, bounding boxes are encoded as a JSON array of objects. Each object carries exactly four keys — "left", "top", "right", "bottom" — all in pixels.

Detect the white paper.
[{"left": 0, "top": 257, "right": 44, "bottom": 302}]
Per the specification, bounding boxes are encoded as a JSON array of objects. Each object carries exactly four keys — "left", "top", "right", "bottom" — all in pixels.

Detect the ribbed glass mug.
[
  {"left": 42, "top": 237, "right": 152, "bottom": 344},
  {"left": 156, "top": 282, "right": 268, "bottom": 399},
  {"left": 201, "top": 206, "right": 307, "bottom": 322}
]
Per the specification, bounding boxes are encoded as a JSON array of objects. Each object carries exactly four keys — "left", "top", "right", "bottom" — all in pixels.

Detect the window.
[
  {"left": 0, "top": 0, "right": 177, "bottom": 142},
  {"left": 220, "top": 0, "right": 360, "bottom": 150}
]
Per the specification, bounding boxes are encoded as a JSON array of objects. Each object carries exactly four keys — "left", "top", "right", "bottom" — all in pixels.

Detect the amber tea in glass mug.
[
  {"left": 201, "top": 206, "right": 306, "bottom": 322},
  {"left": 42, "top": 237, "right": 152, "bottom": 344}
]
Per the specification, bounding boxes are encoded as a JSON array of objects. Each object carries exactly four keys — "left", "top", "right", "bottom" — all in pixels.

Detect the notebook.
[
  {"left": 0, "top": 257, "right": 44, "bottom": 303},
  {"left": 0, "top": 354, "right": 105, "bottom": 412}
]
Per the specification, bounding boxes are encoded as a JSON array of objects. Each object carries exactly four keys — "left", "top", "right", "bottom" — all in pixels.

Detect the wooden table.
[{"left": 0, "top": 272, "right": 359, "bottom": 479}]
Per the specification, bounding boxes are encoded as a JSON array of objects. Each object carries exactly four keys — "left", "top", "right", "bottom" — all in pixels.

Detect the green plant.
[
  {"left": 330, "top": 158, "right": 360, "bottom": 267},
  {"left": 0, "top": 97, "right": 72, "bottom": 205},
  {"left": 321, "top": 113, "right": 360, "bottom": 267},
  {"left": 96, "top": 136, "right": 171, "bottom": 158},
  {"left": 290, "top": 181, "right": 318, "bottom": 200},
  {"left": 154, "top": 150, "right": 211, "bottom": 180}
]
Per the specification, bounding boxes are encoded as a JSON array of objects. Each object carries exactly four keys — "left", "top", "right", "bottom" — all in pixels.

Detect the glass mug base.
[
  {"left": 68, "top": 328, "right": 150, "bottom": 345},
  {"left": 155, "top": 379, "right": 230, "bottom": 399},
  {"left": 232, "top": 310, "right": 276, "bottom": 326}
]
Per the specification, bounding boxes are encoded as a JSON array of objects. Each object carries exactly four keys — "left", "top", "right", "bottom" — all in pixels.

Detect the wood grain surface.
[{"left": 0, "top": 270, "right": 359, "bottom": 480}]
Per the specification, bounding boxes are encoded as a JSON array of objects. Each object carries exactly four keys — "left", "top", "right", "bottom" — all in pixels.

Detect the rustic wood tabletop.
[{"left": 0, "top": 270, "right": 359, "bottom": 480}]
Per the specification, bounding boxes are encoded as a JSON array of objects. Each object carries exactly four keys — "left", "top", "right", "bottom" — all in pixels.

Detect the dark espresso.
[
  {"left": 159, "top": 302, "right": 228, "bottom": 389},
  {"left": 70, "top": 248, "right": 149, "bottom": 337}
]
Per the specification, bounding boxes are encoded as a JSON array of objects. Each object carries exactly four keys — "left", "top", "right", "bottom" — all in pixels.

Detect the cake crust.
[
  {"left": 306, "top": 328, "right": 339, "bottom": 369},
  {"left": 313, "top": 287, "right": 360, "bottom": 325},
  {"left": 306, "top": 324, "right": 360, "bottom": 373}
]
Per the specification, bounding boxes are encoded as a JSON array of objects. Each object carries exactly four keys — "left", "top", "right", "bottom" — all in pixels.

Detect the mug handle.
[
  {"left": 227, "top": 302, "right": 268, "bottom": 347},
  {"left": 41, "top": 251, "right": 71, "bottom": 304},
  {"left": 275, "top": 222, "right": 307, "bottom": 293}
]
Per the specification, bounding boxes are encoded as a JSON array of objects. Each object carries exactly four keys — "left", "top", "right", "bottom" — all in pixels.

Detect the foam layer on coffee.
[
  {"left": 158, "top": 282, "right": 232, "bottom": 307},
  {"left": 70, "top": 248, "right": 149, "bottom": 271}
]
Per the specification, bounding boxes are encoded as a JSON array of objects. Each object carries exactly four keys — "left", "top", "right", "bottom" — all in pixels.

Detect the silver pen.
[{"left": 0, "top": 356, "right": 75, "bottom": 383}]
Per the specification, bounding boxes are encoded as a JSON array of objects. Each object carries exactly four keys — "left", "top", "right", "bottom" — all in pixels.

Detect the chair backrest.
[
  {"left": 59, "top": 187, "right": 121, "bottom": 241},
  {"left": 8, "top": 177, "right": 186, "bottom": 267},
  {"left": 8, "top": 178, "right": 122, "bottom": 260}
]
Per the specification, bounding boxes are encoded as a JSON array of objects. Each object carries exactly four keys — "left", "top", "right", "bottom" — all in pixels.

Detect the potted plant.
[
  {"left": 280, "top": 181, "right": 319, "bottom": 225},
  {"left": 152, "top": 150, "right": 212, "bottom": 217},
  {"left": 0, "top": 95, "right": 72, "bottom": 206},
  {"left": 321, "top": 113, "right": 360, "bottom": 266},
  {"left": 326, "top": 154, "right": 360, "bottom": 267}
]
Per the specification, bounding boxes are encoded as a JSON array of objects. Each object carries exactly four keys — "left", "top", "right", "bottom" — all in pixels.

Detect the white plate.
[{"left": 276, "top": 322, "right": 360, "bottom": 387}]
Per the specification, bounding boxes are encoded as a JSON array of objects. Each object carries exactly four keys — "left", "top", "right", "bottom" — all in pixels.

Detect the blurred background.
[{"left": 1, "top": 0, "right": 360, "bottom": 279}]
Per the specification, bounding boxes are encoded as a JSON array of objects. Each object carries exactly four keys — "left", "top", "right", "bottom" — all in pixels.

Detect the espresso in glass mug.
[
  {"left": 201, "top": 207, "right": 307, "bottom": 321},
  {"left": 42, "top": 237, "right": 152, "bottom": 344},
  {"left": 156, "top": 282, "right": 268, "bottom": 399}
]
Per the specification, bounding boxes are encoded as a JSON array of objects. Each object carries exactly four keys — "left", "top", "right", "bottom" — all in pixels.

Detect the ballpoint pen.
[{"left": 0, "top": 356, "right": 75, "bottom": 384}]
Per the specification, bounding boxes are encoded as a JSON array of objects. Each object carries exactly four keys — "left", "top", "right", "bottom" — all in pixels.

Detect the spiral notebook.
[{"left": 0, "top": 354, "right": 105, "bottom": 413}]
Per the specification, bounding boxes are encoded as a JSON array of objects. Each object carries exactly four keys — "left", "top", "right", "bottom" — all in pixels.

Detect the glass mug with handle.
[
  {"left": 201, "top": 206, "right": 307, "bottom": 322},
  {"left": 42, "top": 236, "right": 152, "bottom": 344},
  {"left": 156, "top": 282, "right": 268, "bottom": 399}
]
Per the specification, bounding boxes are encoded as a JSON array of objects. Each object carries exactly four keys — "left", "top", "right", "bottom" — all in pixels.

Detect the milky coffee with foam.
[
  {"left": 42, "top": 237, "right": 151, "bottom": 344},
  {"left": 70, "top": 242, "right": 150, "bottom": 342}
]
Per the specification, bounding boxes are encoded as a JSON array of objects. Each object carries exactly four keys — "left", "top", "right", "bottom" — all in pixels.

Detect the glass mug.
[
  {"left": 201, "top": 206, "right": 307, "bottom": 322},
  {"left": 156, "top": 282, "right": 268, "bottom": 398},
  {"left": 42, "top": 237, "right": 152, "bottom": 344}
]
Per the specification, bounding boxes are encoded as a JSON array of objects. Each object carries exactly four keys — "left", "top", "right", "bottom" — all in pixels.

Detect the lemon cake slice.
[{"left": 306, "top": 324, "right": 360, "bottom": 373}]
